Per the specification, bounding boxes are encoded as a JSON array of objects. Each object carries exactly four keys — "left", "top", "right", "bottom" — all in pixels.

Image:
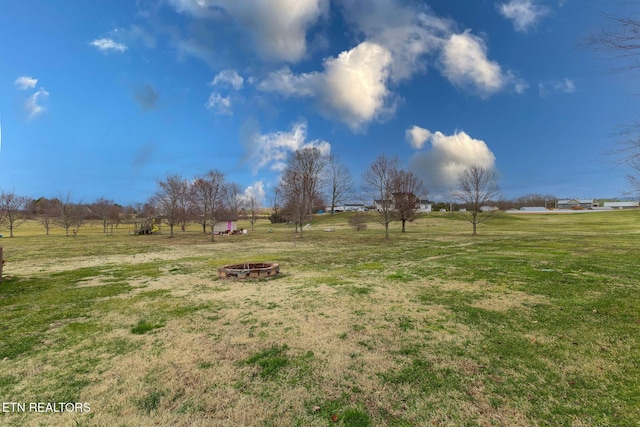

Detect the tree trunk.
[{"left": 401, "top": 219, "right": 406, "bottom": 233}]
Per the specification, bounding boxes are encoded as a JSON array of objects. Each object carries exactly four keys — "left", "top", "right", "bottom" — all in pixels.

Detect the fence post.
[{"left": 0, "top": 246, "right": 3, "bottom": 283}]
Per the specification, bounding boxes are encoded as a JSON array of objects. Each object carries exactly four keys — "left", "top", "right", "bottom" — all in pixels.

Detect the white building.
[
  {"left": 603, "top": 201, "right": 639, "bottom": 210},
  {"left": 330, "top": 204, "right": 366, "bottom": 212},
  {"left": 372, "top": 197, "right": 432, "bottom": 212},
  {"left": 418, "top": 200, "right": 432, "bottom": 212},
  {"left": 213, "top": 219, "right": 238, "bottom": 233}
]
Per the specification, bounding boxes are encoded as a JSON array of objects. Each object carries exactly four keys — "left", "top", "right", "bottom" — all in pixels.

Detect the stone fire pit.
[{"left": 217, "top": 262, "right": 280, "bottom": 280}]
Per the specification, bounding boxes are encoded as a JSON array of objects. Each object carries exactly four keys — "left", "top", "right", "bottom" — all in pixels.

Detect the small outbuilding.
[
  {"left": 603, "top": 201, "right": 639, "bottom": 210},
  {"left": 213, "top": 219, "right": 238, "bottom": 233}
]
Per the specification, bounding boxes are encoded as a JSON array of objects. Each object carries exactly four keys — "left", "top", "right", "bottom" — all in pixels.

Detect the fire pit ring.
[{"left": 217, "top": 262, "right": 280, "bottom": 280}]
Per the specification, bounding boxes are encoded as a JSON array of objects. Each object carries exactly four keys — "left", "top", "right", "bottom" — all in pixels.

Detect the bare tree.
[
  {"left": 392, "top": 170, "right": 427, "bottom": 233},
  {"left": 89, "top": 197, "right": 118, "bottom": 233},
  {"left": 514, "top": 193, "right": 557, "bottom": 209},
  {"left": 629, "top": 173, "right": 640, "bottom": 196},
  {"left": 269, "top": 187, "right": 285, "bottom": 224},
  {"left": 29, "top": 197, "right": 56, "bottom": 235},
  {"left": 349, "top": 212, "right": 367, "bottom": 231},
  {"left": 326, "top": 155, "right": 354, "bottom": 215},
  {"left": 585, "top": 4, "right": 640, "bottom": 194},
  {"left": 280, "top": 147, "right": 328, "bottom": 234},
  {"left": 155, "top": 174, "right": 189, "bottom": 238},
  {"left": 585, "top": 9, "right": 640, "bottom": 72},
  {"left": 191, "top": 170, "right": 226, "bottom": 241},
  {"left": 245, "top": 192, "right": 261, "bottom": 231},
  {"left": 452, "top": 165, "right": 501, "bottom": 236},
  {"left": 225, "top": 182, "right": 243, "bottom": 218},
  {"left": 0, "top": 191, "right": 28, "bottom": 237},
  {"left": 362, "top": 155, "right": 398, "bottom": 241},
  {"left": 54, "top": 192, "right": 86, "bottom": 237}
]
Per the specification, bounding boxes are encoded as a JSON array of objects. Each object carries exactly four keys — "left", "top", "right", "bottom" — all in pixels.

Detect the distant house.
[
  {"left": 603, "top": 201, "right": 639, "bottom": 210},
  {"left": 373, "top": 199, "right": 393, "bottom": 211},
  {"left": 556, "top": 199, "right": 597, "bottom": 210},
  {"left": 373, "top": 196, "right": 432, "bottom": 212},
  {"left": 418, "top": 200, "right": 432, "bottom": 212}
]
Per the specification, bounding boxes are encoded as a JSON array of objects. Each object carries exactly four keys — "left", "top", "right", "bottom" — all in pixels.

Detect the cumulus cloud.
[
  {"left": 317, "top": 42, "right": 393, "bottom": 131},
  {"left": 339, "top": 0, "right": 449, "bottom": 82},
  {"left": 166, "top": 0, "right": 328, "bottom": 62},
  {"left": 14, "top": 76, "right": 38, "bottom": 90},
  {"left": 497, "top": 0, "right": 550, "bottom": 33},
  {"left": 408, "top": 128, "right": 496, "bottom": 196},
  {"left": 89, "top": 38, "right": 128, "bottom": 52},
  {"left": 257, "top": 1, "right": 524, "bottom": 131},
  {"left": 244, "top": 121, "right": 330, "bottom": 173},
  {"left": 406, "top": 126, "right": 432, "bottom": 149},
  {"left": 25, "top": 88, "right": 50, "bottom": 119},
  {"left": 439, "top": 31, "right": 503, "bottom": 95},
  {"left": 211, "top": 69, "right": 244, "bottom": 90},
  {"left": 439, "top": 30, "right": 525, "bottom": 97},
  {"left": 538, "top": 78, "right": 576, "bottom": 97},
  {"left": 241, "top": 181, "right": 266, "bottom": 205},
  {"left": 259, "top": 41, "right": 393, "bottom": 132}
]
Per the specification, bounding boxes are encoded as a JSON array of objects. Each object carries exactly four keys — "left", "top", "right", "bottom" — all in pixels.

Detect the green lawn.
[{"left": 0, "top": 211, "right": 638, "bottom": 426}]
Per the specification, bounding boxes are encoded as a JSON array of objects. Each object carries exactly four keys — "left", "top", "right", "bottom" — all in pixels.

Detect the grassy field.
[{"left": 0, "top": 211, "right": 638, "bottom": 426}]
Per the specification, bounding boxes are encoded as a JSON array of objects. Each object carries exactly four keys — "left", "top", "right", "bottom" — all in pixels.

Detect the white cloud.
[
  {"left": 317, "top": 42, "right": 393, "bottom": 131},
  {"left": 406, "top": 126, "right": 432, "bottom": 149},
  {"left": 167, "top": 0, "right": 523, "bottom": 131},
  {"left": 439, "top": 30, "right": 524, "bottom": 97},
  {"left": 439, "top": 31, "right": 503, "bottom": 96},
  {"left": 538, "top": 78, "right": 576, "bottom": 97},
  {"left": 167, "top": 0, "right": 328, "bottom": 62},
  {"left": 205, "top": 92, "right": 232, "bottom": 115},
  {"left": 408, "top": 129, "right": 496, "bottom": 196},
  {"left": 259, "top": 41, "right": 393, "bottom": 132},
  {"left": 498, "top": 0, "right": 550, "bottom": 33},
  {"left": 211, "top": 69, "right": 244, "bottom": 90},
  {"left": 206, "top": 70, "right": 244, "bottom": 114},
  {"left": 339, "top": 0, "right": 449, "bottom": 82},
  {"left": 245, "top": 121, "right": 331, "bottom": 173},
  {"left": 14, "top": 76, "right": 38, "bottom": 90},
  {"left": 89, "top": 38, "right": 128, "bottom": 52},
  {"left": 25, "top": 88, "right": 50, "bottom": 119},
  {"left": 257, "top": 1, "right": 524, "bottom": 131},
  {"left": 241, "top": 181, "right": 266, "bottom": 205}
]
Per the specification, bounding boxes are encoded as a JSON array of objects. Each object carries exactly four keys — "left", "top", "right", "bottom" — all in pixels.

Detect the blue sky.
[{"left": 0, "top": 0, "right": 637, "bottom": 206}]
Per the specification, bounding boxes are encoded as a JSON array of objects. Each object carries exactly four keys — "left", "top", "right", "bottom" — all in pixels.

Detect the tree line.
[
  {"left": 275, "top": 149, "right": 503, "bottom": 238},
  {"left": 1, "top": 147, "right": 562, "bottom": 238}
]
